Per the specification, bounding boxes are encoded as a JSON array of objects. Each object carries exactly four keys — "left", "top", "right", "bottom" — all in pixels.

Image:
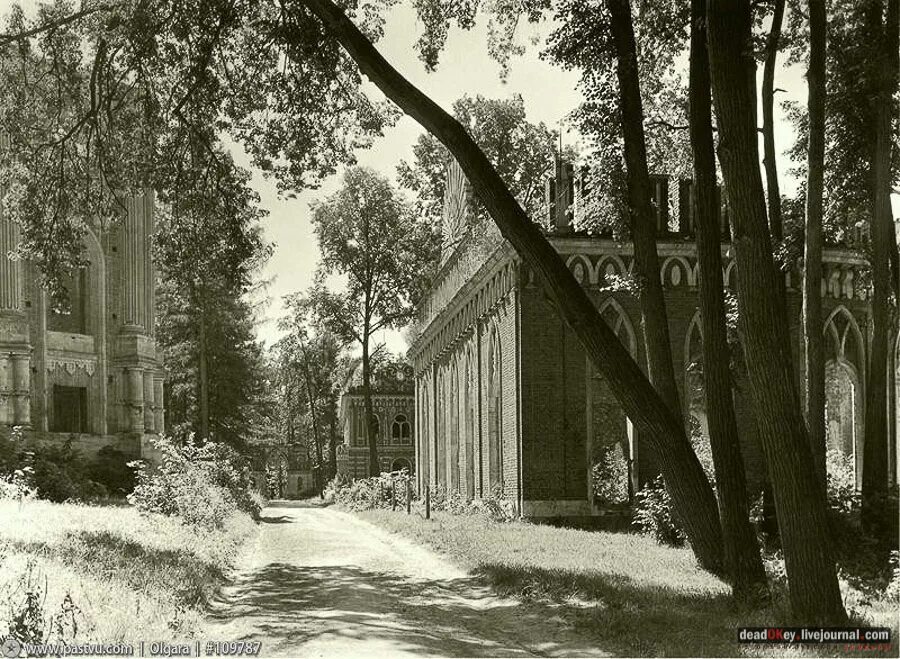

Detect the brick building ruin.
[
  {"left": 409, "top": 157, "right": 897, "bottom": 519},
  {"left": 0, "top": 143, "right": 164, "bottom": 459}
]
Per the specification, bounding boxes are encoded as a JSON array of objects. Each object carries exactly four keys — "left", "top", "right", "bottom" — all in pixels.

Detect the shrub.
[
  {"left": 328, "top": 474, "right": 516, "bottom": 522},
  {"left": 592, "top": 442, "right": 629, "bottom": 506},
  {"left": 886, "top": 551, "right": 900, "bottom": 603},
  {"left": 0, "top": 437, "right": 109, "bottom": 503},
  {"left": 825, "top": 447, "right": 859, "bottom": 514},
  {"left": 87, "top": 447, "right": 135, "bottom": 497},
  {"left": 0, "top": 466, "right": 36, "bottom": 504},
  {"left": 128, "top": 435, "right": 261, "bottom": 529},
  {"left": 632, "top": 475, "right": 685, "bottom": 547}
]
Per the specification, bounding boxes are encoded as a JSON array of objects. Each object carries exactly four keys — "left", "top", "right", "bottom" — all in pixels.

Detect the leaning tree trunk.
[
  {"left": 803, "top": 0, "right": 827, "bottom": 483},
  {"left": 689, "top": 0, "right": 769, "bottom": 601},
  {"left": 706, "top": 0, "right": 847, "bottom": 624},
  {"left": 862, "top": 0, "right": 899, "bottom": 527},
  {"left": 762, "top": 0, "right": 785, "bottom": 242},
  {"left": 303, "top": 0, "right": 725, "bottom": 577},
  {"left": 361, "top": 331, "right": 380, "bottom": 476},
  {"left": 607, "top": 0, "right": 682, "bottom": 417}
]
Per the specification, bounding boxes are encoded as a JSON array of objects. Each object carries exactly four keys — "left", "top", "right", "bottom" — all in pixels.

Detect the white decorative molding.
[{"left": 47, "top": 357, "right": 96, "bottom": 376}]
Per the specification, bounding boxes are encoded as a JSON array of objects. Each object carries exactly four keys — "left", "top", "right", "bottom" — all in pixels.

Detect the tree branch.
[{"left": 0, "top": 5, "right": 116, "bottom": 44}]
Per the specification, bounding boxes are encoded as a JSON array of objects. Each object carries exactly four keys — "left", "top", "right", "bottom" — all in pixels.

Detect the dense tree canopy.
[{"left": 397, "top": 94, "right": 559, "bottom": 229}]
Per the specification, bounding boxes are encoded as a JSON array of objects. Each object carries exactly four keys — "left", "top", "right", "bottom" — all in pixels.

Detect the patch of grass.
[
  {"left": 0, "top": 499, "right": 257, "bottom": 644},
  {"left": 356, "top": 510, "right": 899, "bottom": 658}
]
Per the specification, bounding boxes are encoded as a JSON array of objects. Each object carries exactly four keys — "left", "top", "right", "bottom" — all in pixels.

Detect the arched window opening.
[
  {"left": 48, "top": 268, "right": 89, "bottom": 334},
  {"left": 589, "top": 299, "right": 637, "bottom": 506},
  {"left": 825, "top": 359, "right": 861, "bottom": 486},
  {"left": 487, "top": 331, "right": 503, "bottom": 492},
  {"left": 391, "top": 457, "right": 413, "bottom": 474},
  {"left": 464, "top": 348, "right": 476, "bottom": 499},
  {"left": 391, "top": 414, "right": 411, "bottom": 444}
]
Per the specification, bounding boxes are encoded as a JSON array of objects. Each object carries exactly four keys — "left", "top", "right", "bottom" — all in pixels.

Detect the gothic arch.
[
  {"left": 598, "top": 255, "right": 628, "bottom": 283},
  {"left": 724, "top": 260, "right": 737, "bottom": 289},
  {"left": 823, "top": 305, "right": 866, "bottom": 378},
  {"left": 597, "top": 297, "right": 637, "bottom": 357},
  {"left": 448, "top": 357, "right": 460, "bottom": 492},
  {"left": 683, "top": 310, "right": 707, "bottom": 427},
  {"left": 825, "top": 357, "right": 863, "bottom": 486},
  {"left": 463, "top": 344, "right": 476, "bottom": 499},
  {"left": 566, "top": 254, "right": 596, "bottom": 286},
  {"left": 660, "top": 255, "right": 691, "bottom": 288},
  {"left": 589, "top": 297, "right": 639, "bottom": 504},
  {"left": 486, "top": 324, "right": 503, "bottom": 492}
]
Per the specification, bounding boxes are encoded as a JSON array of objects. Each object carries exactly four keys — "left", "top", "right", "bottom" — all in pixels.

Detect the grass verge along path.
[
  {"left": 0, "top": 499, "right": 257, "bottom": 645},
  {"left": 355, "top": 509, "right": 898, "bottom": 657}
]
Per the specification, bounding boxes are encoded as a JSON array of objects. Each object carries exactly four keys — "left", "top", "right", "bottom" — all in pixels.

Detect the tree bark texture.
[
  {"left": 328, "top": 408, "right": 338, "bottom": 479},
  {"left": 361, "top": 333, "right": 380, "bottom": 476},
  {"left": 803, "top": 0, "right": 827, "bottom": 483},
  {"left": 689, "top": 0, "right": 769, "bottom": 601},
  {"left": 300, "top": 346, "right": 324, "bottom": 490},
  {"left": 862, "top": 0, "right": 899, "bottom": 522},
  {"left": 607, "top": 0, "right": 683, "bottom": 418},
  {"left": 198, "top": 309, "right": 210, "bottom": 440},
  {"left": 302, "top": 0, "right": 726, "bottom": 576},
  {"left": 762, "top": 0, "right": 786, "bottom": 242},
  {"left": 706, "top": 0, "right": 847, "bottom": 624}
]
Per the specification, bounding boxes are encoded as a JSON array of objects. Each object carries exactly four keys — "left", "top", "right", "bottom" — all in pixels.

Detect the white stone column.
[
  {"left": 153, "top": 376, "right": 165, "bottom": 434},
  {"left": 12, "top": 353, "right": 30, "bottom": 426},
  {"left": 122, "top": 195, "right": 150, "bottom": 332},
  {"left": 142, "top": 370, "right": 155, "bottom": 432},
  {"left": 127, "top": 367, "right": 144, "bottom": 434},
  {"left": 0, "top": 357, "right": 10, "bottom": 425}
]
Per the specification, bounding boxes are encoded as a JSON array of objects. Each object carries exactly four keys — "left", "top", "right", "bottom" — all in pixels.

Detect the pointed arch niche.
[
  {"left": 823, "top": 305, "right": 866, "bottom": 487},
  {"left": 586, "top": 297, "right": 638, "bottom": 507}
]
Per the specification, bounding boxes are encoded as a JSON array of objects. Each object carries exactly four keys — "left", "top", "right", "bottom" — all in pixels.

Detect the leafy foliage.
[
  {"left": 633, "top": 475, "right": 685, "bottom": 547},
  {"left": 591, "top": 442, "right": 629, "bottom": 506},
  {"left": 154, "top": 148, "right": 273, "bottom": 450},
  {"left": 0, "top": 0, "right": 398, "bottom": 292},
  {"left": 782, "top": 0, "right": 900, "bottom": 245},
  {"left": 397, "top": 94, "right": 559, "bottom": 228},
  {"left": 545, "top": 0, "right": 693, "bottom": 236},
  {"left": 327, "top": 474, "right": 516, "bottom": 522},
  {"left": 0, "top": 431, "right": 129, "bottom": 503},
  {"left": 270, "top": 293, "right": 349, "bottom": 482},
  {"left": 128, "top": 435, "right": 261, "bottom": 529}
]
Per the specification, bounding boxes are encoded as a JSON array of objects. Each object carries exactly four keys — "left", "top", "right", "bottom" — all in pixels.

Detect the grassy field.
[
  {"left": 0, "top": 499, "right": 257, "bottom": 645},
  {"left": 356, "top": 509, "right": 899, "bottom": 657}
]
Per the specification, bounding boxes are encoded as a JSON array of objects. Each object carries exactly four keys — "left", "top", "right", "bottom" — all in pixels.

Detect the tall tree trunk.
[
  {"left": 303, "top": 0, "right": 725, "bottom": 577},
  {"left": 300, "top": 349, "right": 324, "bottom": 491},
  {"left": 862, "top": 0, "right": 899, "bottom": 525},
  {"left": 361, "top": 332, "right": 379, "bottom": 476},
  {"left": 762, "top": 0, "right": 786, "bottom": 241},
  {"left": 198, "top": 309, "right": 210, "bottom": 440},
  {"left": 689, "top": 0, "right": 769, "bottom": 601},
  {"left": 328, "top": 403, "right": 338, "bottom": 479},
  {"left": 607, "top": 0, "right": 682, "bottom": 417},
  {"left": 803, "top": 0, "right": 827, "bottom": 483},
  {"left": 706, "top": 0, "right": 847, "bottom": 624}
]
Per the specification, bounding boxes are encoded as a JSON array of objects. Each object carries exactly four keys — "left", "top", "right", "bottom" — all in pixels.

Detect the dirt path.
[{"left": 204, "top": 504, "right": 609, "bottom": 658}]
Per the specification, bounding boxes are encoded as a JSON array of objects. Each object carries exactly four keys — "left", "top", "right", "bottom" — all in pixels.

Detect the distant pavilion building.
[{"left": 338, "top": 362, "right": 415, "bottom": 478}]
